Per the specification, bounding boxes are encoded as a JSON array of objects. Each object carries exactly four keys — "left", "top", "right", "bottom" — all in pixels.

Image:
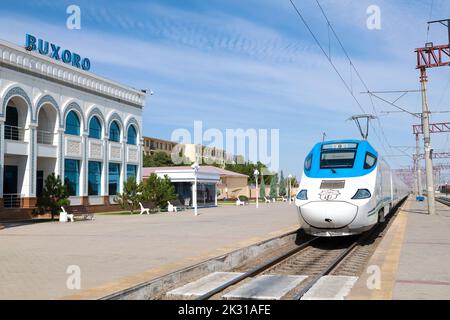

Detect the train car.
[{"left": 295, "top": 140, "right": 409, "bottom": 237}]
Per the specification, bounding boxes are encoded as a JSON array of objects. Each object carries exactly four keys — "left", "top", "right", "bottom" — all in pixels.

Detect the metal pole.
[
  {"left": 416, "top": 133, "right": 423, "bottom": 196},
  {"left": 255, "top": 175, "right": 259, "bottom": 209},
  {"left": 420, "top": 68, "right": 436, "bottom": 215},
  {"left": 288, "top": 177, "right": 291, "bottom": 205},
  {"left": 194, "top": 171, "right": 198, "bottom": 216}
]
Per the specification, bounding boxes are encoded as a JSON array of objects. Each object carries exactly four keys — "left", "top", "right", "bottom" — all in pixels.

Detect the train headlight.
[
  {"left": 296, "top": 190, "right": 308, "bottom": 200},
  {"left": 352, "top": 189, "right": 371, "bottom": 199}
]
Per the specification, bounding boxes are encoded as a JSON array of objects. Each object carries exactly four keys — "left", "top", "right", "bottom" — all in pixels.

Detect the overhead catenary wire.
[
  {"left": 288, "top": 0, "right": 367, "bottom": 115},
  {"left": 289, "top": 0, "right": 404, "bottom": 164}
]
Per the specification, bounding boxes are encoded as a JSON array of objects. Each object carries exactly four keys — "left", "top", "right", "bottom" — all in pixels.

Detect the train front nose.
[{"left": 299, "top": 201, "right": 358, "bottom": 229}]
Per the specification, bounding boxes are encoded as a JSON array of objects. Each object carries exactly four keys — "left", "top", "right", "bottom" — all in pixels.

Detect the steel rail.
[
  {"left": 291, "top": 238, "right": 359, "bottom": 300},
  {"left": 195, "top": 236, "right": 320, "bottom": 300},
  {"left": 437, "top": 197, "right": 450, "bottom": 206},
  {"left": 292, "top": 196, "right": 407, "bottom": 300}
]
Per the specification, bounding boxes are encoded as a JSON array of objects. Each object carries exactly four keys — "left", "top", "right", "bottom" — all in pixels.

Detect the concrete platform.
[
  {"left": 348, "top": 195, "right": 450, "bottom": 300},
  {"left": 301, "top": 276, "right": 358, "bottom": 300},
  {"left": 223, "top": 275, "right": 307, "bottom": 300},
  {"left": 166, "top": 272, "right": 244, "bottom": 299},
  {"left": 0, "top": 202, "right": 297, "bottom": 299}
]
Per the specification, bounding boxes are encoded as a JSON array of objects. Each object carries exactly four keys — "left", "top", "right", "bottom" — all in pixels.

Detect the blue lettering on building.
[{"left": 25, "top": 34, "right": 91, "bottom": 71}]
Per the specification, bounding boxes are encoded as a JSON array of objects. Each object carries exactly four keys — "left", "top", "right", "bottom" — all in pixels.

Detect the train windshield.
[{"left": 320, "top": 143, "right": 357, "bottom": 169}]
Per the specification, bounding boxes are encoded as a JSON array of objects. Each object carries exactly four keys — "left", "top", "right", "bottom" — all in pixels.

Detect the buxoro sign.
[{"left": 25, "top": 34, "right": 91, "bottom": 71}]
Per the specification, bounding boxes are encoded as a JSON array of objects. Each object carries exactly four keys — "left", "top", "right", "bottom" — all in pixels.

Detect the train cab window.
[
  {"left": 364, "top": 152, "right": 377, "bottom": 169},
  {"left": 305, "top": 154, "right": 312, "bottom": 171},
  {"left": 320, "top": 143, "right": 357, "bottom": 169}
]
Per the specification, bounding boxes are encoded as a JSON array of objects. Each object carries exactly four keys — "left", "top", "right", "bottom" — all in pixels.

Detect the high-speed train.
[{"left": 295, "top": 140, "right": 409, "bottom": 237}]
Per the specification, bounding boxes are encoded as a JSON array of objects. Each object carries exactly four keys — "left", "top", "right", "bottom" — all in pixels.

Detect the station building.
[{"left": 0, "top": 37, "right": 146, "bottom": 219}]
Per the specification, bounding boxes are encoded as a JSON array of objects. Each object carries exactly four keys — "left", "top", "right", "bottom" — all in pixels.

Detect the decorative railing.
[
  {"left": 4, "top": 125, "right": 25, "bottom": 141},
  {"left": 37, "top": 129, "right": 55, "bottom": 145},
  {"left": 3, "top": 193, "right": 23, "bottom": 208}
]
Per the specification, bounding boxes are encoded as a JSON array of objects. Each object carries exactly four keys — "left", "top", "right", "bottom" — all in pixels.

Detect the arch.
[
  {"left": 106, "top": 112, "right": 124, "bottom": 140},
  {"left": 35, "top": 94, "right": 62, "bottom": 128},
  {"left": 124, "top": 116, "right": 141, "bottom": 142},
  {"left": 63, "top": 101, "right": 85, "bottom": 133},
  {"left": 88, "top": 116, "right": 102, "bottom": 139},
  {"left": 1, "top": 86, "right": 33, "bottom": 122},
  {"left": 85, "top": 107, "right": 106, "bottom": 134},
  {"left": 127, "top": 125, "right": 137, "bottom": 145},
  {"left": 65, "top": 110, "right": 81, "bottom": 136},
  {"left": 109, "top": 120, "right": 121, "bottom": 142}
]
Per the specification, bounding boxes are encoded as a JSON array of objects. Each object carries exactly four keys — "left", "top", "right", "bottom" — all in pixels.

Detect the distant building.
[
  {"left": 142, "top": 136, "right": 176, "bottom": 156},
  {"left": 143, "top": 166, "right": 248, "bottom": 207},
  {"left": 177, "top": 143, "right": 238, "bottom": 167},
  {"left": 142, "top": 138, "right": 241, "bottom": 167}
]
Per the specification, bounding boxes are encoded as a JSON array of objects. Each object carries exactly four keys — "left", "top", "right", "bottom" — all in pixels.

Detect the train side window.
[
  {"left": 364, "top": 152, "right": 377, "bottom": 169},
  {"left": 305, "top": 154, "right": 312, "bottom": 171}
]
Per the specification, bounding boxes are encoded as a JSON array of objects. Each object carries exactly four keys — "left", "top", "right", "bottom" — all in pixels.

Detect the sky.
[{"left": 0, "top": 0, "right": 449, "bottom": 180}]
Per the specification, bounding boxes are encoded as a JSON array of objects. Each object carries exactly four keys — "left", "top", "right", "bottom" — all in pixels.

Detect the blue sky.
[{"left": 1, "top": 0, "right": 449, "bottom": 179}]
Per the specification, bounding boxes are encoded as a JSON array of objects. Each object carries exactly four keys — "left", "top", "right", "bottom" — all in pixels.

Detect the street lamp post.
[
  {"left": 254, "top": 169, "right": 259, "bottom": 209},
  {"left": 288, "top": 174, "right": 292, "bottom": 205},
  {"left": 191, "top": 162, "right": 199, "bottom": 216}
]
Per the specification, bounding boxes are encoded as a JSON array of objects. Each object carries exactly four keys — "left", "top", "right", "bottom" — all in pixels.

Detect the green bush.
[
  {"left": 36, "top": 173, "right": 70, "bottom": 220},
  {"left": 142, "top": 174, "right": 177, "bottom": 208},
  {"left": 115, "top": 176, "right": 144, "bottom": 214},
  {"left": 238, "top": 195, "right": 249, "bottom": 202}
]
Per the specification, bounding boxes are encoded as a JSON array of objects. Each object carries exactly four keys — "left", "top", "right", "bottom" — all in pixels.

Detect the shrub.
[
  {"left": 238, "top": 195, "right": 249, "bottom": 202},
  {"left": 115, "top": 176, "right": 144, "bottom": 214},
  {"left": 36, "top": 173, "right": 70, "bottom": 220},
  {"left": 142, "top": 174, "right": 177, "bottom": 208}
]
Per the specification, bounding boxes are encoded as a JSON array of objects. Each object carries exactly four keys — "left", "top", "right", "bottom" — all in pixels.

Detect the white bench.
[
  {"left": 139, "top": 202, "right": 150, "bottom": 215},
  {"left": 264, "top": 196, "right": 271, "bottom": 203},
  {"left": 59, "top": 207, "right": 74, "bottom": 223},
  {"left": 236, "top": 198, "right": 246, "bottom": 206}
]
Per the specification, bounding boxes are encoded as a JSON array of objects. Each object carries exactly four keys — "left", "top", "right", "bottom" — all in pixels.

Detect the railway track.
[
  {"left": 171, "top": 197, "right": 407, "bottom": 301},
  {"left": 437, "top": 197, "right": 450, "bottom": 206}
]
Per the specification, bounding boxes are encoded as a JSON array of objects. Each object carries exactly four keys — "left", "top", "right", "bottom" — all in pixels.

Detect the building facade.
[
  {"left": 0, "top": 38, "right": 145, "bottom": 217},
  {"left": 177, "top": 143, "right": 238, "bottom": 166},
  {"left": 143, "top": 136, "right": 176, "bottom": 156}
]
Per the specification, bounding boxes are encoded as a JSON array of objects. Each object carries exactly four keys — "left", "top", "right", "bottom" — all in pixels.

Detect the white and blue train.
[{"left": 295, "top": 140, "right": 409, "bottom": 237}]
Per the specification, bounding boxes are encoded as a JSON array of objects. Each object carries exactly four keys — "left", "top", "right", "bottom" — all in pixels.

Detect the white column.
[
  {"left": 79, "top": 132, "right": 88, "bottom": 197},
  {"left": 138, "top": 139, "right": 144, "bottom": 183},
  {"left": 121, "top": 137, "right": 126, "bottom": 192},
  {"left": 0, "top": 120, "right": 4, "bottom": 201},
  {"left": 55, "top": 128, "right": 65, "bottom": 179},
  {"left": 102, "top": 138, "right": 108, "bottom": 196},
  {"left": 23, "top": 124, "right": 38, "bottom": 199},
  {"left": 215, "top": 182, "right": 218, "bottom": 206}
]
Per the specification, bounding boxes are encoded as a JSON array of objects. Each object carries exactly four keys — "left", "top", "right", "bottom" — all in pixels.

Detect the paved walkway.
[
  {"left": 0, "top": 203, "right": 298, "bottom": 299},
  {"left": 349, "top": 195, "right": 450, "bottom": 299}
]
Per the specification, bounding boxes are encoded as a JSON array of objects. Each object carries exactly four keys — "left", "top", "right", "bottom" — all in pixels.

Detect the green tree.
[
  {"left": 142, "top": 174, "right": 177, "bottom": 208},
  {"left": 259, "top": 174, "right": 266, "bottom": 199},
  {"left": 143, "top": 151, "right": 192, "bottom": 167},
  {"left": 269, "top": 175, "right": 277, "bottom": 198},
  {"left": 278, "top": 171, "right": 286, "bottom": 196},
  {"left": 143, "top": 151, "right": 174, "bottom": 167},
  {"left": 115, "top": 176, "right": 143, "bottom": 214},
  {"left": 36, "top": 173, "right": 70, "bottom": 220}
]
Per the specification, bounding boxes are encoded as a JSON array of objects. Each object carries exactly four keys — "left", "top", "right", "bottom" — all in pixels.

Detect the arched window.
[
  {"left": 89, "top": 116, "right": 102, "bottom": 139},
  {"left": 65, "top": 111, "right": 80, "bottom": 135},
  {"left": 109, "top": 121, "right": 120, "bottom": 142},
  {"left": 127, "top": 125, "right": 137, "bottom": 145}
]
